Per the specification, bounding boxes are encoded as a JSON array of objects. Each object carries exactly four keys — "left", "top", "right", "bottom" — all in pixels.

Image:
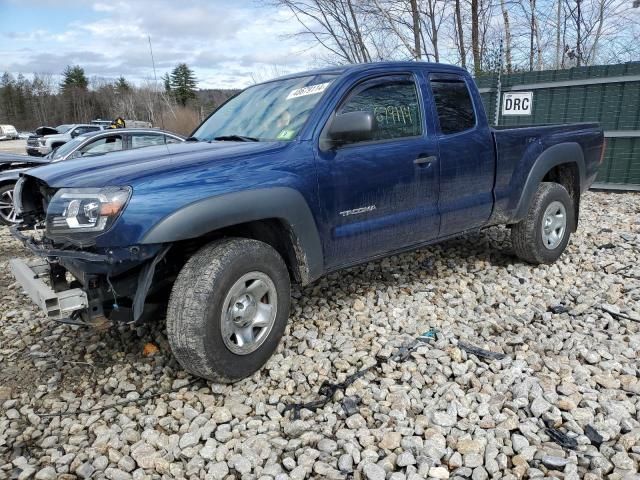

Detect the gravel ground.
[{"left": 1, "top": 191, "right": 639, "bottom": 480}]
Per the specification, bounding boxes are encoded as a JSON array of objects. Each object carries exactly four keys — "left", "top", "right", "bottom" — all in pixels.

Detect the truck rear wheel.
[
  {"left": 511, "top": 182, "right": 575, "bottom": 264},
  {"left": 167, "top": 238, "right": 291, "bottom": 383}
]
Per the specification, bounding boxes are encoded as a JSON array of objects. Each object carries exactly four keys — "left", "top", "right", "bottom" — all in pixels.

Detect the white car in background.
[{"left": 0, "top": 125, "right": 18, "bottom": 140}]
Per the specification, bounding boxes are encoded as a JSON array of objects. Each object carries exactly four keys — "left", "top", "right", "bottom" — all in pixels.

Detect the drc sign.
[{"left": 502, "top": 92, "right": 533, "bottom": 116}]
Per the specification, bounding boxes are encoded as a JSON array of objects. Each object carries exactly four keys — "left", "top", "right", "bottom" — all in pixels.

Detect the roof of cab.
[{"left": 260, "top": 61, "right": 468, "bottom": 84}]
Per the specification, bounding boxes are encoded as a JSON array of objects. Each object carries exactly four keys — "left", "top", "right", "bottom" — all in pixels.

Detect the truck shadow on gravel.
[{"left": 309, "top": 226, "right": 518, "bottom": 289}]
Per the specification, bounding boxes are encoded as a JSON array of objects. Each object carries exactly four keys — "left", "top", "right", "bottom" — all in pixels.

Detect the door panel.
[
  {"left": 428, "top": 75, "right": 494, "bottom": 237},
  {"left": 316, "top": 74, "right": 440, "bottom": 269}
]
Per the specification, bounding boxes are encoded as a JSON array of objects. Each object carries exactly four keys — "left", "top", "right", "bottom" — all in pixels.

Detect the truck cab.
[{"left": 312, "top": 65, "right": 496, "bottom": 268}]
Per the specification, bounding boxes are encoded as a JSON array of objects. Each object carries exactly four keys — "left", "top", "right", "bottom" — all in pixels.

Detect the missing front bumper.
[{"left": 9, "top": 258, "right": 88, "bottom": 320}]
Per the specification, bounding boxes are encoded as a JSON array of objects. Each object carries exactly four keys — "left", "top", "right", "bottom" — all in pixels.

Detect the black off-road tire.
[
  {"left": 511, "top": 182, "right": 575, "bottom": 264},
  {"left": 167, "top": 238, "right": 291, "bottom": 383}
]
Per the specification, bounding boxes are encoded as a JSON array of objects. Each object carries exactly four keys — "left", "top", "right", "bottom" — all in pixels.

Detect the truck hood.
[
  {"left": 25, "top": 141, "right": 288, "bottom": 188},
  {"left": 35, "top": 126, "right": 59, "bottom": 136},
  {"left": 0, "top": 153, "right": 50, "bottom": 172}
]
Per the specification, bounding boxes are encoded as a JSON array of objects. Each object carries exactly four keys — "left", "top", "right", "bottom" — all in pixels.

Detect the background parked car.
[
  {"left": 26, "top": 124, "right": 104, "bottom": 156},
  {"left": 0, "top": 125, "right": 18, "bottom": 140},
  {"left": 0, "top": 128, "right": 184, "bottom": 225}
]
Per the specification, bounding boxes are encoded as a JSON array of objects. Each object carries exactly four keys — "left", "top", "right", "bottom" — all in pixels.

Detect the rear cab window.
[{"left": 429, "top": 76, "right": 476, "bottom": 134}]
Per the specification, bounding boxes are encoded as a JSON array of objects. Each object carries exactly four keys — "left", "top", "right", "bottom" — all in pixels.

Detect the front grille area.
[{"left": 27, "top": 137, "right": 40, "bottom": 146}]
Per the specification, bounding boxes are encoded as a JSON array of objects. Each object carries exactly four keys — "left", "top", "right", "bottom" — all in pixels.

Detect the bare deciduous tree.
[
  {"left": 274, "top": 0, "right": 378, "bottom": 63},
  {"left": 501, "top": 0, "right": 514, "bottom": 71}
]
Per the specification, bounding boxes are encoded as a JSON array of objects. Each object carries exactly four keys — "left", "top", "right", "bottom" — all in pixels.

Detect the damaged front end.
[{"left": 10, "top": 175, "right": 172, "bottom": 326}]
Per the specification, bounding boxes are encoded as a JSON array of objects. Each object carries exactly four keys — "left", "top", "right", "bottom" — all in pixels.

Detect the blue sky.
[{"left": 0, "top": 0, "right": 321, "bottom": 89}]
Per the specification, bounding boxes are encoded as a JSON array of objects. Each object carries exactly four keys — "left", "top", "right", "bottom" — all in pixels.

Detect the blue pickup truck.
[{"left": 10, "top": 61, "right": 604, "bottom": 382}]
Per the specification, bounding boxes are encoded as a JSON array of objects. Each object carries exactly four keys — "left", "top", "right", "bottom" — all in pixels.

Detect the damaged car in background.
[
  {"left": 26, "top": 124, "right": 104, "bottom": 156},
  {"left": 0, "top": 129, "right": 184, "bottom": 225},
  {"left": 9, "top": 61, "right": 604, "bottom": 383}
]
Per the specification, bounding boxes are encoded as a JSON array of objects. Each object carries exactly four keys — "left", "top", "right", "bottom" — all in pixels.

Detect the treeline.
[
  {"left": 274, "top": 0, "right": 640, "bottom": 74},
  {"left": 0, "top": 64, "right": 238, "bottom": 135}
]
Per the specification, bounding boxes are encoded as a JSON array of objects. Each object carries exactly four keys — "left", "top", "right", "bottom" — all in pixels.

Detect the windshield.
[
  {"left": 192, "top": 74, "right": 337, "bottom": 142},
  {"left": 48, "top": 136, "right": 86, "bottom": 160},
  {"left": 56, "top": 124, "right": 73, "bottom": 133}
]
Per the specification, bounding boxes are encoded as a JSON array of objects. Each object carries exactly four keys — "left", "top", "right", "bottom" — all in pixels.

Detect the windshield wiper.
[{"left": 213, "top": 135, "right": 259, "bottom": 142}]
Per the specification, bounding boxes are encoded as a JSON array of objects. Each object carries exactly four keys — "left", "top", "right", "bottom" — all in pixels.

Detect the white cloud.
[{"left": 0, "top": 0, "right": 323, "bottom": 88}]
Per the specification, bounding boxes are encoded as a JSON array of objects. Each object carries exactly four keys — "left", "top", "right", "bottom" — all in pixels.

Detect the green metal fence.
[{"left": 476, "top": 63, "right": 640, "bottom": 189}]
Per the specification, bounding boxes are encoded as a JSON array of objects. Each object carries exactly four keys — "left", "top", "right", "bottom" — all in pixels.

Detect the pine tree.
[
  {"left": 60, "top": 65, "right": 88, "bottom": 92},
  {"left": 162, "top": 73, "right": 171, "bottom": 94},
  {"left": 169, "top": 64, "right": 197, "bottom": 106},
  {"left": 60, "top": 65, "right": 89, "bottom": 122},
  {"left": 115, "top": 76, "right": 131, "bottom": 95}
]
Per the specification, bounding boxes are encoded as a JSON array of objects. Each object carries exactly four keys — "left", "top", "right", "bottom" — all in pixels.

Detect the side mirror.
[
  {"left": 70, "top": 130, "right": 79, "bottom": 138},
  {"left": 325, "top": 111, "right": 376, "bottom": 147}
]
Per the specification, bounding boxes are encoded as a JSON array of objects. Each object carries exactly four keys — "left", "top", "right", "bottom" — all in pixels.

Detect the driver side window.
[
  {"left": 80, "top": 135, "right": 123, "bottom": 156},
  {"left": 338, "top": 76, "right": 422, "bottom": 143}
]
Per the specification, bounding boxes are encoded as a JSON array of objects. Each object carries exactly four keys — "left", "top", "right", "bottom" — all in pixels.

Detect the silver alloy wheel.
[
  {"left": 221, "top": 271, "right": 278, "bottom": 355},
  {"left": 0, "top": 187, "right": 18, "bottom": 224},
  {"left": 541, "top": 200, "right": 567, "bottom": 250}
]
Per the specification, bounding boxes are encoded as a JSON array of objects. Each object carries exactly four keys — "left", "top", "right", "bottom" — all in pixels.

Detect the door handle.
[{"left": 414, "top": 155, "right": 437, "bottom": 166}]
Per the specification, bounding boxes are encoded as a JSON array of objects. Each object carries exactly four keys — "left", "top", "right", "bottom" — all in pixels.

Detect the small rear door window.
[{"left": 429, "top": 78, "right": 476, "bottom": 134}]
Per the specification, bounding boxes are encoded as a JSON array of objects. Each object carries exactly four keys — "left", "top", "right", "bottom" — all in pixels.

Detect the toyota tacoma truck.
[{"left": 9, "top": 62, "right": 604, "bottom": 382}]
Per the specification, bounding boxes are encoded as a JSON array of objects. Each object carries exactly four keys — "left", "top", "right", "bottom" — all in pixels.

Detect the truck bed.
[{"left": 489, "top": 122, "right": 604, "bottom": 225}]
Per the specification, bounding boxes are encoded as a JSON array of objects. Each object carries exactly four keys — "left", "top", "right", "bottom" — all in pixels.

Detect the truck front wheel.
[
  {"left": 511, "top": 182, "right": 575, "bottom": 264},
  {"left": 167, "top": 238, "right": 291, "bottom": 383}
]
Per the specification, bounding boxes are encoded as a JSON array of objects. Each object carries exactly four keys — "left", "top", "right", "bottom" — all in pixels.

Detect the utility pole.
[
  {"left": 576, "top": 0, "right": 582, "bottom": 66},
  {"left": 148, "top": 35, "right": 165, "bottom": 130},
  {"left": 529, "top": 0, "right": 535, "bottom": 71},
  {"left": 556, "top": 0, "right": 562, "bottom": 69},
  {"left": 494, "top": 38, "right": 504, "bottom": 126}
]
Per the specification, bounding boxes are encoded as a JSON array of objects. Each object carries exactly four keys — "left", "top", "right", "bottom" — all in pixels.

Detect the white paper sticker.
[
  {"left": 286, "top": 82, "right": 331, "bottom": 100},
  {"left": 502, "top": 92, "right": 533, "bottom": 115}
]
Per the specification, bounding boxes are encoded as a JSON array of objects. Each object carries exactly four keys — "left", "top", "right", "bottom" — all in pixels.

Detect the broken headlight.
[{"left": 46, "top": 187, "right": 131, "bottom": 244}]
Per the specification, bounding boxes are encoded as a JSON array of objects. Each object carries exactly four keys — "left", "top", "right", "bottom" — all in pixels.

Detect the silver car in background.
[{"left": 0, "top": 128, "right": 184, "bottom": 225}]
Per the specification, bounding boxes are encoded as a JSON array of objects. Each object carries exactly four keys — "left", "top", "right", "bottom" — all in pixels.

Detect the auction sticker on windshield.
[{"left": 286, "top": 82, "right": 331, "bottom": 100}]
